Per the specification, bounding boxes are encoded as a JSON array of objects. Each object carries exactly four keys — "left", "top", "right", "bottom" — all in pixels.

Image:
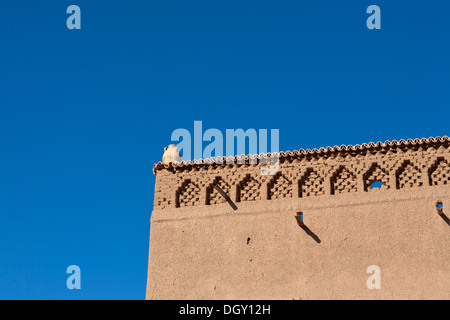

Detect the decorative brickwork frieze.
[{"left": 152, "top": 137, "right": 450, "bottom": 210}]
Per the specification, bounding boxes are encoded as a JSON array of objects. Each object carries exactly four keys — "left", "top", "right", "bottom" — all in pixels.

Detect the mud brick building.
[{"left": 147, "top": 136, "right": 450, "bottom": 299}]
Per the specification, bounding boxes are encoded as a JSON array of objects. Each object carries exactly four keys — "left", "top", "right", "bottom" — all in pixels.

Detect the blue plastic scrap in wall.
[{"left": 370, "top": 181, "right": 383, "bottom": 189}]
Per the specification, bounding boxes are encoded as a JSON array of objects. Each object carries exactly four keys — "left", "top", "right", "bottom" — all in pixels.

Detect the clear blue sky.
[{"left": 0, "top": 1, "right": 449, "bottom": 299}]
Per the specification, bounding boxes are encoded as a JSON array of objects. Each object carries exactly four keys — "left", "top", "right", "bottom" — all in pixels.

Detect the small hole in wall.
[
  {"left": 247, "top": 237, "right": 251, "bottom": 245},
  {"left": 370, "top": 181, "right": 383, "bottom": 189}
]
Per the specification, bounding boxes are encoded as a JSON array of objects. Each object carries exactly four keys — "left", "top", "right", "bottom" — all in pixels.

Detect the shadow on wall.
[
  {"left": 226, "top": 198, "right": 238, "bottom": 211},
  {"left": 441, "top": 214, "right": 450, "bottom": 226},
  {"left": 295, "top": 212, "right": 321, "bottom": 244},
  {"left": 212, "top": 182, "right": 238, "bottom": 210}
]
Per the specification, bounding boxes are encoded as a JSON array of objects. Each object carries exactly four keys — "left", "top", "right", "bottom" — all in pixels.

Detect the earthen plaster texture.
[{"left": 147, "top": 137, "right": 450, "bottom": 299}]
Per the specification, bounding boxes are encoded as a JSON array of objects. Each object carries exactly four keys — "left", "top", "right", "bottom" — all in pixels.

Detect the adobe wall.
[{"left": 146, "top": 137, "right": 450, "bottom": 299}]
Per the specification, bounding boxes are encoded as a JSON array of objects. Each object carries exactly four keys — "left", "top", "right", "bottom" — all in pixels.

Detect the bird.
[{"left": 162, "top": 144, "right": 182, "bottom": 164}]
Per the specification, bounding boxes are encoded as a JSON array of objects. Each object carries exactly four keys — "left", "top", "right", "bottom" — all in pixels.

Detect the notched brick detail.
[
  {"left": 363, "top": 163, "right": 390, "bottom": 191},
  {"left": 299, "top": 168, "right": 325, "bottom": 198},
  {"left": 268, "top": 172, "right": 293, "bottom": 200},
  {"left": 176, "top": 179, "right": 201, "bottom": 208},
  {"left": 330, "top": 166, "right": 358, "bottom": 195},
  {"left": 152, "top": 137, "right": 450, "bottom": 210},
  {"left": 207, "top": 177, "right": 231, "bottom": 205},
  {"left": 429, "top": 157, "right": 450, "bottom": 186},
  {"left": 396, "top": 160, "right": 423, "bottom": 189},
  {"left": 237, "top": 174, "right": 261, "bottom": 202}
]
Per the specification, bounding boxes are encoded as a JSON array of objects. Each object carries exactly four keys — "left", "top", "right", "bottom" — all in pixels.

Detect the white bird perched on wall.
[{"left": 162, "top": 144, "right": 182, "bottom": 164}]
